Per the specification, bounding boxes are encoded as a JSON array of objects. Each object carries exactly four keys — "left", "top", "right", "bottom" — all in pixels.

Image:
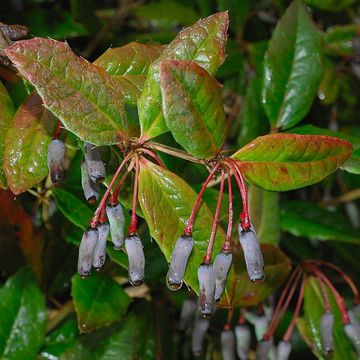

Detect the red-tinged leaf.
[
  {"left": 94, "top": 42, "right": 165, "bottom": 76},
  {"left": 138, "top": 159, "right": 290, "bottom": 307},
  {"left": 0, "top": 80, "right": 14, "bottom": 189},
  {"left": 138, "top": 12, "right": 229, "bottom": 139},
  {"left": 3, "top": 94, "right": 56, "bottom": 195},
  {"left": 160, "top": 60, "right": 226, "bottom": 158},
  {"left": 232, "top": 133, "right": 352, "bottom": 191},
  {"left": 0, "top": 190, "right": 43, "bottom": 279},
  {"left": 218, "top": 244, "right": 291, "bottom": 308},
  {"left": 5, "top": 38, "right": 129, "bottom": 145}
]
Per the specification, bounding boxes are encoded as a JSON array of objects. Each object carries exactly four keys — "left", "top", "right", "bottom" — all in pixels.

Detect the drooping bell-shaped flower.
[
  {"left": 256, "top": 338, "right": 273, "bottom": 360},
  {"left": 235, "top": 324, "right": 251, "bottom": 360},
  {"left": 191, "top": 314, "right": 210, "bottom": 356},
  {"left": 167, "top": 235, "right": 194, "bottom": 291},
  {"left": 277, "top": 341, "right": 292, "bottom": 360},
  {"left": 81, "top": 160, "right": 99, "bottom": 204},
  {"left": 77, "top": 227, "right": 98, "bottom": 277},
  {"left": 92, "top": 223, "right": 109, "bottom": 269},
  {"left": 197, "top": 263, "right": 215, "bottom": 318},
  {"left": 106, "top": 204, "right": 125, "bottom": 249},
  {"left": 125, "top": 235, "right": 145, "bottom": 286},
  {"left": 320, "top": 312, "right": 334, "bottom": 354},
  {"left": 238, "top": 223, "right": 265, "bottom": 282},
  {"left": 221, "top": 329, "right": 236, "bottom": 360},
  {"left": 213, "top": 251, "right": 232, "bottom": 302},
  {"left": 344, "top": 322, "right": 360, "bottom": 355},
  {"left": 178, "top": 298, "right": 197, "bottom": 331},
  {"left": 254, "top": 314, "right": 269, "bottom": 341},
  {"left": 47, "top": 139, "right": 65, "bottom": 184},
  {"left": 348, "top": 304, "right": 360, "bottom": 325},
  {"left": 84, "top": 142, "right": 106, "bottom": 183}
]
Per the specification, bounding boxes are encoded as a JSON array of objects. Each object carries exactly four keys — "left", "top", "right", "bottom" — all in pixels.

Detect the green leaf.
[
  {"left": 52, "top": 187, "right": 94, "bottom": 230},
  {"left": 0, "top": 80, "right": 14, "bottom": 189},
  {"left": 138, "top": 12, "right": 229, "bottom": 139},
  {"left": 231, "top": 133, "right": 352, "bottom": 191},
  {"left": 262, "top": 1, "right": 323, "bottom": 130},
  {"left": 160, "top": 60, "right": 226, "bottom": 158},
  {"left": 325, "top": 24, "right": 358, "bottom": 57},
  {"left": 94, "top": 42, "right": 165, "bottom": 76},
  {"left": 71, "top": 273, "right": 131, "bottom": 333},
  {"left": 304, "top": 0, "right": 358, "bottom": 11},
  {"left": 318, "top": 61, "right": 339, "bottom": 105},
  {"left": 40, "top": 315, "right": 79, "bottom": 360},
  {"left": 61, "top": 303, "right": 157, "bottom": 359},
  {"left": 3, "top": 94, "right": 55, "bottom": 194},
  {"left": 0, "top": 268, "right": 46, "bottom": 360},
  {"left": 138, "top": 159, "right": 291, "bottom": 306},
  {"left": 299, "top": 277, "right": 357, "bottom": 359},
  {"left": 5, "top": 38, "right": 129, "bottom": 145},
  {"left": 280, "top": 200, "right": 360, "bottom": 243}
]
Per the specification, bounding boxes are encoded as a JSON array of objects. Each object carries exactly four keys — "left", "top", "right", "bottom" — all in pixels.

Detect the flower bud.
[
  {"left": 106, "top": 204, "right": 125, "bottom": 249},
  {"left": 235, "top": 324, "right": 251, "bottom": 360},
  {"left": 84, "top": 142, "right": 106, "bottom": 183},
  {"left": 254, "top": 314, "right": 269, "bottom": 341},
  {"left": 277, "top": 341, "right": 292, "bottom": 360},
  {"left": 179, "top": 298, "right": 197, "bottom": 331},
  {"left": 221, "top": 329, "right": 236, "bottom": 360},
  {"left": 47, "top": 139, "right": 65, "bottom": 184},
  {"left": 191, "top": 314, "right": 210, "bottom": 356},
  {"left": 348, "top": 304, "right": 360, "bottom": 325},
  {"left": 238, "top": 224, "right": 265, "bottom": 282},
  {"left": 256, "top": 338, "right": 273, "bottom": 360},
  {"left": 320, "top": 312, "right": 334, "bottom": 354},
  {"left": 125, "top": 235, "right": 145, "bottom": 286},
  {"left": 197, "top": 264, "right": 215, "bottom": 318},
  {"left": 344, "top": 322, "right": 360, "bottom": 355},
  {"left": 92, "top": 223, "right": 109, "bottom": 269},
  {"left": 81, "top": 160, "right": 99, "bottom": 204},
  {"left": 77, "top": 227, "right": 98, "bottom": 277},
  {"left": 213, "top": 251, "right": 232, "bottom": 301},
  {"left": 166, "top": 235, "right": 194, "bottom": 291}
]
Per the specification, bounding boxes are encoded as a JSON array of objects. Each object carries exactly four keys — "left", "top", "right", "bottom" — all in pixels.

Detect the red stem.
[
  {"left": 319, "top": 276, "right": 331, "bottom": 313},
  {"left": 308, "top": 266, "right": 350, "bottom": 324},
  {"left": 90, "top": 152, "right": 133, "bottom": 228},
  {"left": 140, "top": 148, "right": 165, "bottom": 168},
  {"left": 184, "top": 162, "right": 221, "bottom": 236},
  {"left": 223, "top": 171, "right": 233, "bottom": 253},
  {"left": 204, "top": 170, "right": 225, "bottom": 264},
  {"left": 99, "top": 206, "right": 107, "bottom": 224},
  {"left": 52, "top": 120, "right": 62, "bottom": 140},
  {"left": 128, "top": 156, "right": 140, "bottom": 235},
  {"left": 110, "top": 160, "right": 134, "bottom": 206},
  {"left": 283, "top": 275, "right": 306, "bottom": 342},
  {"left": 308, "top": 259, "right": 360, "bottom": 304}
]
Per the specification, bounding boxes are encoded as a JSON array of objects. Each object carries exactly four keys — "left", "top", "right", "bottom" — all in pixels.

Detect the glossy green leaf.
[
  {"left": 40, "top": 315, "right": 79, "bottom": 360},
  {"left": 3, "top": 94, "right": 54, "bottom": 194},
  {"left": 61, "top": 303, "right": 157, "bottom": 360},
  {"left": 304, "top": 0, "right": 358, "bottom": 11},
  {"left": 0, "top": 268, "right": 46, "bottom": 360},
  {"left": 94, "top": 42, "right": 165, "bottom": 76},
  {"left": 160, "top": 60, "right": 226, "bottom": 158},
  {"left": 280, "top": 200, "right": 360, "bottom": 243},
  {"left": 325, "top": 24, "right": 358, "bottom": 57},
  {"left": 262, "top": 1, "right": 323, "bottom": 130},
  {"left": 138, "top": 160, "right": 290, "bottom": 306},
  {"left": 5, "top": 38, "right": 129, "bottom": 145},
  {"left": 138, "top": 12, "right": 229, "bottom": 139},
  {"left": 232, "top": 133, "right": 352, "bottom": 191},
  {"left": 299, "top": 277, "right": 357, "bottom": 359},
  {"left": 0, "top": 80, "right": 14, "bottom": 189},
  {"left": 72, "top": 273, "right": 131, "bottom": 333}
]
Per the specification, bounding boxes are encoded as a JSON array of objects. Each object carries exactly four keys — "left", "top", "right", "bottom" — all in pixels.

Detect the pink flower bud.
[
  {"left": 277, "top": 341, "right": 292, "bottom": 360},
  {"left": 320, "top": 312, "right": 334, "bottom": 354},
  {"left": 106, "top": 204, "right": 125, "bottom": 249},
  {"left": 167, "top": 235, "right": 194, "bottom": 291},
  {"left": 92, "top": 223, "right": 109, "bottom": 269},
  {"left": 344, "top": 322, "right": 360, "bottom": 355},
  {"left": 235, "top": 324, "right": 251, "bottom": 360},
  {"left": 221, "top": 329, "right": 236, "bottom": 360},
  {"left": 47, "top": 139, "right": 65, "bottom": 184},
  {"left": 125, "top": 235, "right": 145, "bottom": 286},
  {"left": 178, "top": 298, "right": 197, "bottom": 331},
  {"left": 213, "top": 251, "right": 232, "bottom": 302},
  {"left": 84, "top": 142, "right": 106, "bottom": 183},
  {"left": 192, "top": 314, "right": 210, "bottom": 356},
  {"left": 77, "top": 227, "right": 98, "bottom": 277},
  {"left": 197, "top": 264, "right": 215, "bottom": 318}
]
